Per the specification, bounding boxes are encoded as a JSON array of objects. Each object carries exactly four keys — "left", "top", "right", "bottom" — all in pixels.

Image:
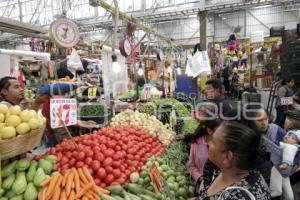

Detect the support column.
[
  {"left": 244, "top": 10, "right": 247, "bottom": 37},
  {"left": 18, "top": 0, "right": 22, "bottom": 22},
  {"left": 199, "top": 11, "right": 208, "bottom": 51}
]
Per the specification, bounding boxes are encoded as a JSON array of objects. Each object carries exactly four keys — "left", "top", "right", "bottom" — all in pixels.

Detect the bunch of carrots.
[{"left": 39, "top": 167, "right": 109, "bottom": 200}]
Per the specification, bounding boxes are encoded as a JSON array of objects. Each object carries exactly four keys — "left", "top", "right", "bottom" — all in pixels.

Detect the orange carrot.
[
  {"left": 74, "top": 183, "right": 94, "bottom": 199},
  {"left": 82, "top": 167, "right": 94, "bottom": 183},
  {"left": 72, "top": 168, "right": 81, "bottom": 193},
  {"left": 62, "top": 170, "right": 70, "bottom": 187},
  {"left": 82, "top": 197, "right": 89, "bottom": 200},
  {"left": 95, "top": 186, "right": 110, "bottom": 195},
  {"left": 52, "top": 186, "right": 61, "bottom": 200},
  {"left": 78, "top": 168, "right": 89, "bottom": 184},
  {"left": 71, "top": 182, "right": 75, "bottom": 189},
  {"left": 61, "top": 191, "right": 67, "bottom": 200},
  {"left": 65, "top": 171, "right": 75, "bottom": 197},
  {"left": 68, "top": 190, "right": 76, "bottom": 200},
  {"left": 41, "top": 177, "right": 52, "bottom": 187},
  {"left": 45, "top": 175, "right": 59, "bottom": 197},
  {"left": 38, "top": 192, "right": 43, "bottom": 200},
  {"left": 86, "top": 190, "right": 95, "bottom": 199},
  {"left": 47, "top": 176, "right": 63, "bottom": 200}
]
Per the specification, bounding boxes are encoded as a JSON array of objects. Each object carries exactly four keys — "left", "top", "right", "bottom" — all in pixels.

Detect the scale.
[{"left": 49, "top": 18, "right": 80, "bottom": 48}]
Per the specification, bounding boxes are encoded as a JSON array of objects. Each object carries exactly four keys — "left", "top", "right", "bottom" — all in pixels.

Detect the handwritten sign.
[
  {"left": 281, "top": 97, "right": 293, "bottom": 106},
  {"left": 142, "top": 84, "right": 152, "bottom": 100},
  {"left": 50, "top": 98, "right": 77, "bottom": 128},
  {"left": 88, "top": 87, "right": 97, "bottom": 99}
]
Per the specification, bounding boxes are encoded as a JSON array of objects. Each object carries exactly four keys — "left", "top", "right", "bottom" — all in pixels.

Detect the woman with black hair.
[
  {"left": 198, "top": 121, "right": 270, "bottom": 200},
  {"left": 188, "top": 113, "right": 221, "bottom": 193},
  {"left": 275, "top": 77, "right": 295, "bottom": 128}
]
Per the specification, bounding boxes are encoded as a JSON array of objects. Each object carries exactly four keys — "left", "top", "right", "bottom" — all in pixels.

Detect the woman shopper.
[
  {"left": 275, "top": 77, "right": 295, "bottom": 128},
  {"left": 198, "top": 121, "right": 270, "bottom": 200}
]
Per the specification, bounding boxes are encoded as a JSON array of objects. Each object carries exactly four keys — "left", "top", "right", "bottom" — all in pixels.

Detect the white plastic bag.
[{"left": 67, "top": 48, "right": 84, "bottom": 75}]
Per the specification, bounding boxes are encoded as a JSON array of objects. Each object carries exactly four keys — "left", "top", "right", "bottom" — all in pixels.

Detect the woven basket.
[{"left": 0, "top": 127, "right": 45, "bottom": 160}]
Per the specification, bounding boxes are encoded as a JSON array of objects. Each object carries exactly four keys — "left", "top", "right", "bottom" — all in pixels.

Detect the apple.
[
  {"left": 0, "top": 113, "right": 4, "bottom": 123},
  {"left": 9, "top": 105, "right": 22, "bottom": 115},
  {"left": 0, "top": 126, "right": 16, "bottom": 139},
  {"left": 28, "top": 118, "right": 39, "bottom": 129},
  {"left": 16, "top": 123, "right": 31, "bottom": 135},
  {"left": 5, "top": 115, "right": 21, "bottom": 127},
  {"left": 0, "top": 104, "right": 8, "bottom": 114}
]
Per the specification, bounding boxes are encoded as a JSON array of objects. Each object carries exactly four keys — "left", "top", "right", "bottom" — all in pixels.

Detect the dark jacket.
[{"left": 214, "top": 96, "right": 232, "bottom": 115}]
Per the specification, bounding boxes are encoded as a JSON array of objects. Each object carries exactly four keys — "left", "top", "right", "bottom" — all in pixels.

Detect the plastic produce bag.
[{"left": 67, "top": 48, "right": 84, "bottom": 75}]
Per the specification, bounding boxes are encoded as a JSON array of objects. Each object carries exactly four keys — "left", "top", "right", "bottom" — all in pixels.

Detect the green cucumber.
[
  {"left": 106, "top": 185, "right": 124, "bottom": 195},
  {"left": 99, "top": 193, "right": 118, "bottom": 200},
  {"left": 111, "top": 195, "right": 125, "bottom": 200},
  {"left": 126, "top": 183, "right": 158, "bottom": 198},
  {"left": 123, "top": 192, "right": 141, "bottom": 200},
  {"left": 140, "top": 194, "right": 156, "bottom": 200}
]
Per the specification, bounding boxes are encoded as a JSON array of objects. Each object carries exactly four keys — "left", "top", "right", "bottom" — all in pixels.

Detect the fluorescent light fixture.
[
  {"left": 177, "top": 67, "right": 181, "bottom": 75},
  {"left": 254, "top": 4, "right": 272, "bottom": 9},
  {"left": 167, "top": 66, "right": 172, "bottom": 73},
  {"left": 138, "top": 68, "right": 144, "bottom": 76}
]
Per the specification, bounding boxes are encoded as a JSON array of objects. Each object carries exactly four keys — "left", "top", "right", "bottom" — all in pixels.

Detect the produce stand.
[{"left": 0, "top": 95, "right": 198, "bottom": 199}]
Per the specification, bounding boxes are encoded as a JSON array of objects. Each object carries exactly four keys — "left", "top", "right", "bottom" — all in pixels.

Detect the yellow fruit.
[
  {"left": 5, "top": 115, "right": 21, "bottom": 127},
  {"left": 0, "top": 126, "right": 16, "bottom": 139},
  {"left": 0, "top": 123, "right": 5, "bottom": 130},
  {"left": 16, "top": 123, "right": 31, "bottom": 135},
  {"left": 28, "top": 110, "right": 37, "bottom": 119},
  {"left": 5, "top": 110, "right": 10, "bottom": 118},
  {"left": 0, "top": 104, "right": 8, "bottom": 114},
  {"left": 20, "top": 110, "right": 30, "bottom": 122},
  {"left": 0, "top": 113, "right": 4, "bottom": 123},
  {"left": 28, "top": 118, "right": 39, "bottom": 129},
  {"left": 9, "top": 105, "right": 22, "bottom": 115}
]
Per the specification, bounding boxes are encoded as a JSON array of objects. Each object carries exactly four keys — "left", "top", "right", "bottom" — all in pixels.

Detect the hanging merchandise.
[
  {"left": 190, "top": 51, "right": 211, "bottom": 77},
  {"left": 67, "top": 48, "right": 84, "bottom": 75}
]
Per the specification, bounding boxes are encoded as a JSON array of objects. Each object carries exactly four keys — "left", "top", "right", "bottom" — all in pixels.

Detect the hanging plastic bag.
[{"left": 67, "top": 48, "right": 84, "bottom": 75}]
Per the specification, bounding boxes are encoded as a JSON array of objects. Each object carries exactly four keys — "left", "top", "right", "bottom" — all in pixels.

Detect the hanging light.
[
  {"left": 111, "top": 54, "right": 121, "bottom": 73},
  {"left": 167, "top": 66, "right": 172, "bottom": 73},
  {"left": 137, "top": 67, "right": 144, "bottom": 76},
  {"left": 177, "top": 67, "right": 181, "bottom": 75}
]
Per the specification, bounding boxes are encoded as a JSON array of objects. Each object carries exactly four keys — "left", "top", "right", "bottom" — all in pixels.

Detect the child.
[
  {"left": 270, "top": 130, "right": 300, "bottom": 200},
  {"left": 279, "top": 130, "right": 300, "bottom": 170}
]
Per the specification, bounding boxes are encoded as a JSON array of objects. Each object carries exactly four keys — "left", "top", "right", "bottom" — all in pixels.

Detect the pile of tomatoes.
[{"left": 42, "top": 125, "right": 165, "bottom": 187}]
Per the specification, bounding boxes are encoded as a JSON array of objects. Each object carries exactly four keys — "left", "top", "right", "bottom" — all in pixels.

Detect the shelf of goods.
[{"left": 1, "top": 100, "right": 199, "bottom": 199}]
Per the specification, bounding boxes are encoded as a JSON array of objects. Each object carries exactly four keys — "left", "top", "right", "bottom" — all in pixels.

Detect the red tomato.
[
  {"left": 76, "top": 152, "right": 85, "bottom": 160},
  {"left": 69, "top": 158, "right": 76, "bottom": 166},
  {"left": 75, "top": 161, "right": 84, "bottom": 168},
  {"left": 97, "top": 168, "right": 106, "bottom": 179},
  {"left": 85, "top": 157, "right": 93, "bottom": 166},
  {"left": 103, "top": 157, "right": 113, "bottom": 167},
  {"left": 72, "top": 151, "right": 79, "bottom": 158},
  {"left": 120, "top": 165, "right": 126, "bottom": 172},
  {"left": 125, "top": 169, "right": 131, "bottom": 177},
  {"left": 50, "top": 148, "right": 57, "bottom": 155},
  {"left": 127, "top": 154, "right": 134, "bottom": 160},
  {"left": 65, "top": 151, "right": 72, "bottom": 159},
  {"left": 112, "top": 161, "right": 121, "bottom": 168},
  {"left": 100, "top": 183, "right": 106, "bottom": 188},
  {"left": 112, "top": 169, "right": 121, "bottom": 178},
  {"left": 105, "top": 174, "right": 114, "bottom": 185},
  {"left": 91, "top": 160, "right": 101, "bottom": 170},
  {"left": 115, "top": 146, "right": 121, "bottom": 151},
  {"left": 94, "top": 152, "right": 104, "bottom": 162},
  {"left": 114, "top": 134, "right": 121, "bottom": 140},
  {"left": 85, "top": 149, "right": 94, "bottom": 157},
  {"left": 105, "top": 166, "right": 113, "bottom": 174},
  {"left": 61, "top": 157, "right": 69, "bottom": 165}
]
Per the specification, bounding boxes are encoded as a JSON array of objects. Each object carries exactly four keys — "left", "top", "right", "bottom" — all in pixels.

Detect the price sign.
[
  {"left": 281, "top": 97, "right": 293, "bottom": 106},
  {"left": 50, "top": 98, "right": 77, "bottom": 128},
  {"left": 88, "top": 87, "right": 97, "bottom": 99},
  {"left": 149, "top": 163, "right": 163, "bottom": 193}
]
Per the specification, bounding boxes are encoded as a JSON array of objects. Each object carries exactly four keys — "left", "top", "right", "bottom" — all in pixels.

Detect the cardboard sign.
[
  {"left": 88, "top": 87, "right": 97, "bottom": 99},
  {"left": 50, "top": 98, "right": 77, "bottom": 128},
  {"left": 281, "top": 97, "right": 293, "bottom": 106}
]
